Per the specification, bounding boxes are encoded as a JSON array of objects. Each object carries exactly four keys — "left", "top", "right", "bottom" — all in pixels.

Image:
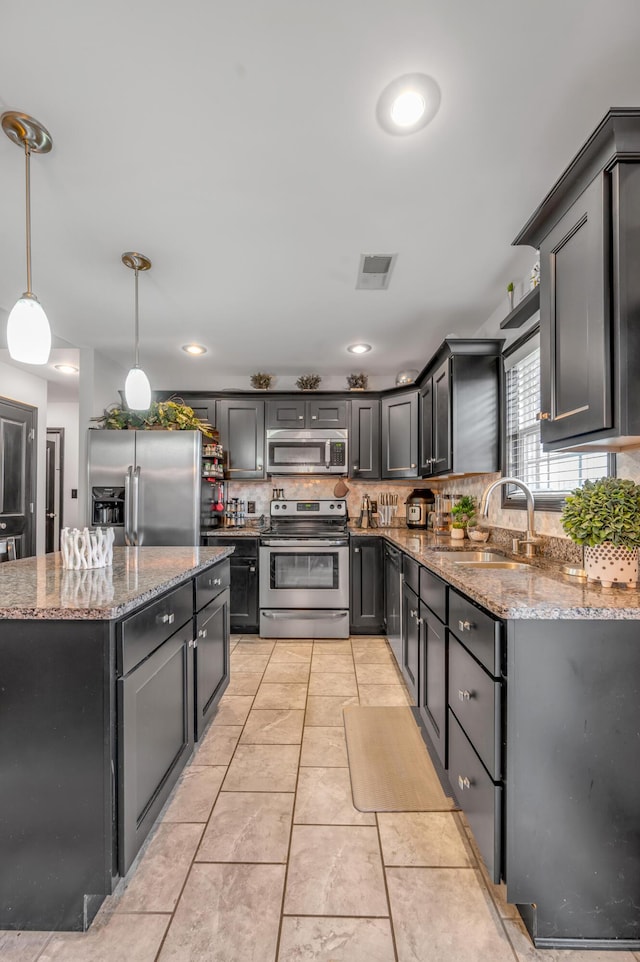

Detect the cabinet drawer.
[
  {"left": 449, "top": 589, "right": 502, "bottom": 676},
  {"left": 449, "top": 710, "right": 502, "bottom": 884},
  {"left": 403, "top": 554, "right": 420, "bottom": 595},
  {"left": 420, "top": 566, "right": 447, "bottom": 621},
  {"left": 120, "top": 581, "right": 194, "bottom": 676},
  {"left": 449, "top": 636, "right": 502, "bottom": 780},
  {"left": 195, "top": 559, "right": 231, "bottom": 611}
]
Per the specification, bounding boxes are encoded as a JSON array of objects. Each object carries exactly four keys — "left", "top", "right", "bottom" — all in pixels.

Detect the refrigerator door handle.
[
  {"left": 132, "top": 466, "right": 141, "bottom": 546},
  {"left": 124, "top": 466, "right": 133, "bottom": 546}
]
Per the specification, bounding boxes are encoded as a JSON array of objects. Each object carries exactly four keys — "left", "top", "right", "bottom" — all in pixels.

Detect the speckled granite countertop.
[
  {"left": 351, "top": 527, "right": 640, "bottom": 620},
  {"left": 0, "top": 546, "right": 234, "bottom": 621},
  {"left": 201, "top": 528, "right": 263, "bottom": 537}
]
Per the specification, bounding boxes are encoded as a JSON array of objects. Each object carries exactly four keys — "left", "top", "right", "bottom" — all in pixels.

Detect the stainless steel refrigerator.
[{"left": 88, "top": 430, "right": 201, "bottom": 546}]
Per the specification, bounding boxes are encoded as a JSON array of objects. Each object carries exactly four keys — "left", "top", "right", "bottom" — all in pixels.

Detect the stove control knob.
[
  {"left": 274, "top": 504, "right": 280, "bottom": 510},
  {"left": 329, "top": 504, "right": 334, "bottom": 509},
  {"left": 282, "top": 504, "right": 288, "bottom": 510}
]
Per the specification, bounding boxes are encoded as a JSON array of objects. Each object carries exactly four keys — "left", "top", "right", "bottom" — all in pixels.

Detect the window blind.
[{"left": 504, "top": 335, "right": 610, "bottom": 502}]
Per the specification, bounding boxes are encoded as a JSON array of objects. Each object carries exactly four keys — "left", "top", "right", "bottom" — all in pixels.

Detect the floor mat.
[{"left": 343, "top": 706, "right": 456, "bottom": 812}]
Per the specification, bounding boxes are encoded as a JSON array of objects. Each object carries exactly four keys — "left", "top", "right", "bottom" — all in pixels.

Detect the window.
[{"left": 504, "top": 331, "right": 612, "bottom": 509}]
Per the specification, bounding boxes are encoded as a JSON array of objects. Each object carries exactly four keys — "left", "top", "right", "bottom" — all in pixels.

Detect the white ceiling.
[{"left": 1, "top": 0, "right": 640, "bottom": 392}]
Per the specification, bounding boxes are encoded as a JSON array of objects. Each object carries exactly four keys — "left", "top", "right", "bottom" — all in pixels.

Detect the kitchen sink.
[
  {"left": 435, "top": 550, "right": 504, "bottom": 562},
  {"left": 453, "top": 560, "right": 530, "bottom": 570}
]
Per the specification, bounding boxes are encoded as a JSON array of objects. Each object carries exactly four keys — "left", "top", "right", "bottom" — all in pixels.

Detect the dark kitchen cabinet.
[
  {"left": 420, "top": 605, "right": 447, "bottom": 765},
  {"left": 217, "top": 398, "right": 265, "bottom": 479},
  {"left": 383, "top": 540, "right": 402, "bottom": 668},
  {"left": 349, "top": 397, "right": 380, "bottom": 480},
  {"left": 212, "top": 537, "right": 259, "bottom": 632},
  {"left": 266, "top": 397, "right": 347, "bottom": 430},
  {"left": 195, "top": 587, "right": 230, "bottom": 740},
  {"left": 350, "top": 536, "right": 384, "bottom": 634},
  {"left": 401, "top": 577, "right": 420, "bottom": 703},
  {"left": 381, "top": 391, "right": 418, "bottom": 479},
  {"left": 514, "top": 109, "right": 640, "bottom": 451},
  {"left": 419, "top": 340, "right": 502, "bottom": 479}
]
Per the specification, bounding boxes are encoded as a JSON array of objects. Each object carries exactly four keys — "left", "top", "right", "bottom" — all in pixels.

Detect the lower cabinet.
[
  {"left": 401, "top": 578, "right": 420, "bottom": 703},
  {"left": 350, "top": 537, "right": 385, "bottom": 633},
  {"left": 383, "top": 541, "right": 402, "bottom": 667},
  {"left": 118, "top": 620, "right": 194, "bottom": 875},
  {"left": 419, "top": 603, "right": 447, "bottom": 767},
  {"left": 195, "top": 587, "right": 230, "bottom": 740},
  {"left": 213, "top": 538, "right": 259, "bottom": 631}
]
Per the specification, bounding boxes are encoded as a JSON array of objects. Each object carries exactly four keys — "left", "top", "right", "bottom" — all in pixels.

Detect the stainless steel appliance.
[
  {"left": 405, "top": 488, "right": 435, "bottom": 529},
  {"left": 266, "top": 429, "right": 348, "bottom": 475},
  {"left": 259, "top": 498, "right": 349, "bottom": 638},
  {"left": 88, "top": 430, "right": 201, "bottom": 546}
]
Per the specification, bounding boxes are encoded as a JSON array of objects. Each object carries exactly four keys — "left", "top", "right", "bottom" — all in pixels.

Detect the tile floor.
[{"left": 3, "top": 635, "right": 639, "bottom": 962}]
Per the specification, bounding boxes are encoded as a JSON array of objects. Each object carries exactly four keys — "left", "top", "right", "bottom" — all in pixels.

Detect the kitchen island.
[
  {"left": 353, "top": 526, "right": 640, "bottom": 950},
  {"left": 0, "top": 546, "right": 233, "bottom": 932}
]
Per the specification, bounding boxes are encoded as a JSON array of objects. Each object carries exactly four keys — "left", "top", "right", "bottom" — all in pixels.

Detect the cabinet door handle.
[
  {"left": 158, "top": 612, "right": 175, "bottom": 625},
  {"left": 458, "top": 689, "right": 472, "bottom": 702},
  {"left": 0, "top": 522, "right": 6, "bottom": 529},
  {"left": 352, "top": 464, "right": 359, "bottom": 472},
  {"left": 458, "top": 619, "right": 472, "bottom": 632},
  {"left": 536, "top": 411, "right": 551, "bottom": 421},
  {"left": 257, "top": 462, "right": 263, "bottom": 470},
  {"left": 249, "top": 565, "right": 256, "bottom": 572},
  {"left": 311, "top": 415, "right": 317, "bottom": 420},
  {"left": 354, "top": 547, "right": 361, "bottom": 553},
  {"left": 411, "top": 463, "right": 416, "bottom": 468},
  {"left": 416, "top": 617, "right": 423, "bottom": 626},
  {"left": 298, "top": 415, "right": 304, "bottom": 420},
  {"left": 457, "top": 775, "right": 471, "bottom": 791},
  {"left": 188, "top": 639, "right": 194, "bottom": 648},
  {"left": 209, "top": 577, "right": 221, "bottom": 586},
  {"left": 198, "top": 628, "right": 208, "bottom": 639}
]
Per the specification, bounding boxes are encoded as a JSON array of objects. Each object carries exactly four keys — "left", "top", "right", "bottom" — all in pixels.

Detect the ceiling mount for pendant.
[
  {"left": 2, "top": 110, "right": 53, "bottom": 365},
  {"left": 122, "top": 251, "right": 152, "bottom": 411}
]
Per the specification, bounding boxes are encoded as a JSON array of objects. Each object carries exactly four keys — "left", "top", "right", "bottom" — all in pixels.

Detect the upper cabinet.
[
  {"left": 381, "top": 392, "right": 419, "bottom": 479},
  {"left": 216, "top": 399, "right": 265, "bottom": 479},
  {"left": 514, "top": 109, "right": 640, "bottom": 452},
  {"left": 419, "top": 340, "right": 503, "bottom": 479},
  {"left": 349, "top": 398, "right": 380, "bottom": 480},
  {"left": 266, "top": 397, "right": 347, "bottom": 430}
]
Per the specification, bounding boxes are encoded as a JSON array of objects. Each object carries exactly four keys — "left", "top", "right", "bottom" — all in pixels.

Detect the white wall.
[
  {"left": 0, "top": 358, "right": 48, "bottom": 554},
  {"left": 46, "top": 401, "right": 80, "bottom": 529}
]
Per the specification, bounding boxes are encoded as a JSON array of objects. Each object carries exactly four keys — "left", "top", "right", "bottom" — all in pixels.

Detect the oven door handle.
[
  {"left": 260, "top": 538, "right": 348, "bottom": 547},
  {"left": 262, "top": 610, "right": 347, "bottom": 620}
]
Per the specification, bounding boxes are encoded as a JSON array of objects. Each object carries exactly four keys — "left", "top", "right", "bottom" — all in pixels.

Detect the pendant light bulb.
[
  {"left": 2, "top": 111, "right": 54, "bottom": 365},
  {"left": 125, "top": 366, "right": 152, "bottom": 411},
  {"left": 7, "top": 293, "right": 51, "bottom": 364}
]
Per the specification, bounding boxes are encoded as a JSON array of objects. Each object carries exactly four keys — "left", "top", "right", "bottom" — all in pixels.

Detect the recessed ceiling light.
[
  {"left": 376, "top": 73, "right": 441, "bottom": 136},
  {"left": 347, "top": 343, "right": 371, "bottom": 354},
  {"left": 54, "top": 363, "right": 78, "bottom": 374},
  {"left": 182, "top": 344, "right": 207, "bottom": 356}
]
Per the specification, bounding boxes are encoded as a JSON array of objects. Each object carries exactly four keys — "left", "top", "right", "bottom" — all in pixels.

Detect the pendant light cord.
[
  {"left": 24, "top": 143, "right": 32, "bottom": 295},
  {"left": 134, "top": 267, "right": 140, "bottom": 368}
]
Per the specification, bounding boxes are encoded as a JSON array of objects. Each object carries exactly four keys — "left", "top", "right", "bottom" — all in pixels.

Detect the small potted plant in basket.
[
  {"left": 561, "top": 477, "right": 640, "bottom": 587},
  {"left": 296, "top": 374, "right": 322, "bottom": 391},
  {"left": 450, "top": 495, "right": 476, "bottom": 540},
  {"left": 346, "top": 372, "right": 368, "bottom": 390}
]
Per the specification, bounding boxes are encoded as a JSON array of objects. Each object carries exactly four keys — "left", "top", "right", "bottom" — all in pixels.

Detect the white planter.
[
  {"left": 584, "top": 543, "right": 639, "bottom": 588},
  {"left": 450, "top": 527, "right": 465, "bottom": 540}
]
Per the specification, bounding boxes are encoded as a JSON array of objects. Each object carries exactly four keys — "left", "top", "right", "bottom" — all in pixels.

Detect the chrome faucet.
[{"left": 479, "top": 477, "right": 540, "bottom": 558}]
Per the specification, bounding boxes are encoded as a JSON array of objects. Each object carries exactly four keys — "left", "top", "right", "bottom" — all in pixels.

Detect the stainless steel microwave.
[{"left": 266, "top": 429, "right": 348, "bottom": 475}]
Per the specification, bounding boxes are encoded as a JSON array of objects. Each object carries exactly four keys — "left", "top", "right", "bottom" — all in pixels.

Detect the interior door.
[
  {"left": 45, "top": 428, "right": 64, "bottom": 553},
  {"left": 0, "top": 397, "right": 36, "bottom": 559}
]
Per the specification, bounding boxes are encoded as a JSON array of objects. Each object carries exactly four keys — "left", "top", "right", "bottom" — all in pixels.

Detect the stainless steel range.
[{"left": 259, "top": 499, "right": 349, "bottom": 638}]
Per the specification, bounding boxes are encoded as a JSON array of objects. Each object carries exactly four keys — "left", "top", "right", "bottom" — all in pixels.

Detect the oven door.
[{"left": 259, "top": 540, "right": 349, "bottom": 608}]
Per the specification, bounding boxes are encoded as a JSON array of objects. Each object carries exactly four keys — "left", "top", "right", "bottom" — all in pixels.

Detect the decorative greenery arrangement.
[
  {"left": 560, "top": 477, "right": 640, "bottom": 547},
  {"left": 346, "top": 372, "right": 368, "bottom": 390},
  {"left": 451, "top": 495, "right": 477, "bottom": 530},
  {"left": 296, "top": 374, "right": 322, "bottom": 391},
  {"left": 250, "top": 372, "right": 273, "bottom": 390},
  {"left": 507, "top": 282, "right": 514, "bottom": 293},
  {"left": 91, "top": 397, "right": 214, "bottom": 436}
]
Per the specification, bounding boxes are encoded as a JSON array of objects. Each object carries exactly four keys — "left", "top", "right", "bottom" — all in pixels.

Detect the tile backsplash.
[{"left": 228, "top": 448, "right": 640, "bottom": 538}]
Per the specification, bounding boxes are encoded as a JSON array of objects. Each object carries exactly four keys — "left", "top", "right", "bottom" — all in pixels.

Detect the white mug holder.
[{"left": 60, "top": 527, "right": 115, "bottom": 569}]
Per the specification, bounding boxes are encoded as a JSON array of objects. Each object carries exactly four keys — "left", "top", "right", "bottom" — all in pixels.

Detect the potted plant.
[
  {"left": 507, "top": 281, "right": 515, "bottom": 311},
  {"left": 450, "top": 495, "right": 476, "bottom": 540},
  {"left": 92, "top": 397, "right": 214, "bottom": 437},
  {"left": 346, "top": 372, "right": 368, "bottom": 390},
  {"left": 250, "top": 372, "right": 273, "bottom": 390},
  {"left": 561, "top": 477, "right": 640, "bottom": 587},
  {"left": 296, "top": 374, "right": 322, "bottom": 391}
]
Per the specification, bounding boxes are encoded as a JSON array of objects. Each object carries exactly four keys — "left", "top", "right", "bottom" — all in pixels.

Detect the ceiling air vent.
[{"left": 356, "top": 253, "right": 398, "bottom": 290}]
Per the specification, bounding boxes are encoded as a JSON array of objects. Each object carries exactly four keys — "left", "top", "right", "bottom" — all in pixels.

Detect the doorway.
[
  {"left": 0, "top": 397, "right": 37, "bottom": 559},
  {"left": 46, "top": 428, "right": 64, "bottom": 553}
]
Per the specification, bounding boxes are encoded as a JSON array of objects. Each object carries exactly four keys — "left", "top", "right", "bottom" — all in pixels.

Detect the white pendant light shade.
[
  {"left": 7, "top": 293, "right": 52, "bottom": 364},
  {"left": 125, "top": 366, "right": 152, "bottom": 411}
]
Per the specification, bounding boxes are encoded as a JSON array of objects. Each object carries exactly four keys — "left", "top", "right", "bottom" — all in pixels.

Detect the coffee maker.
[{"left": 405, "top": 488, "right": 435, "bottom": 529}]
